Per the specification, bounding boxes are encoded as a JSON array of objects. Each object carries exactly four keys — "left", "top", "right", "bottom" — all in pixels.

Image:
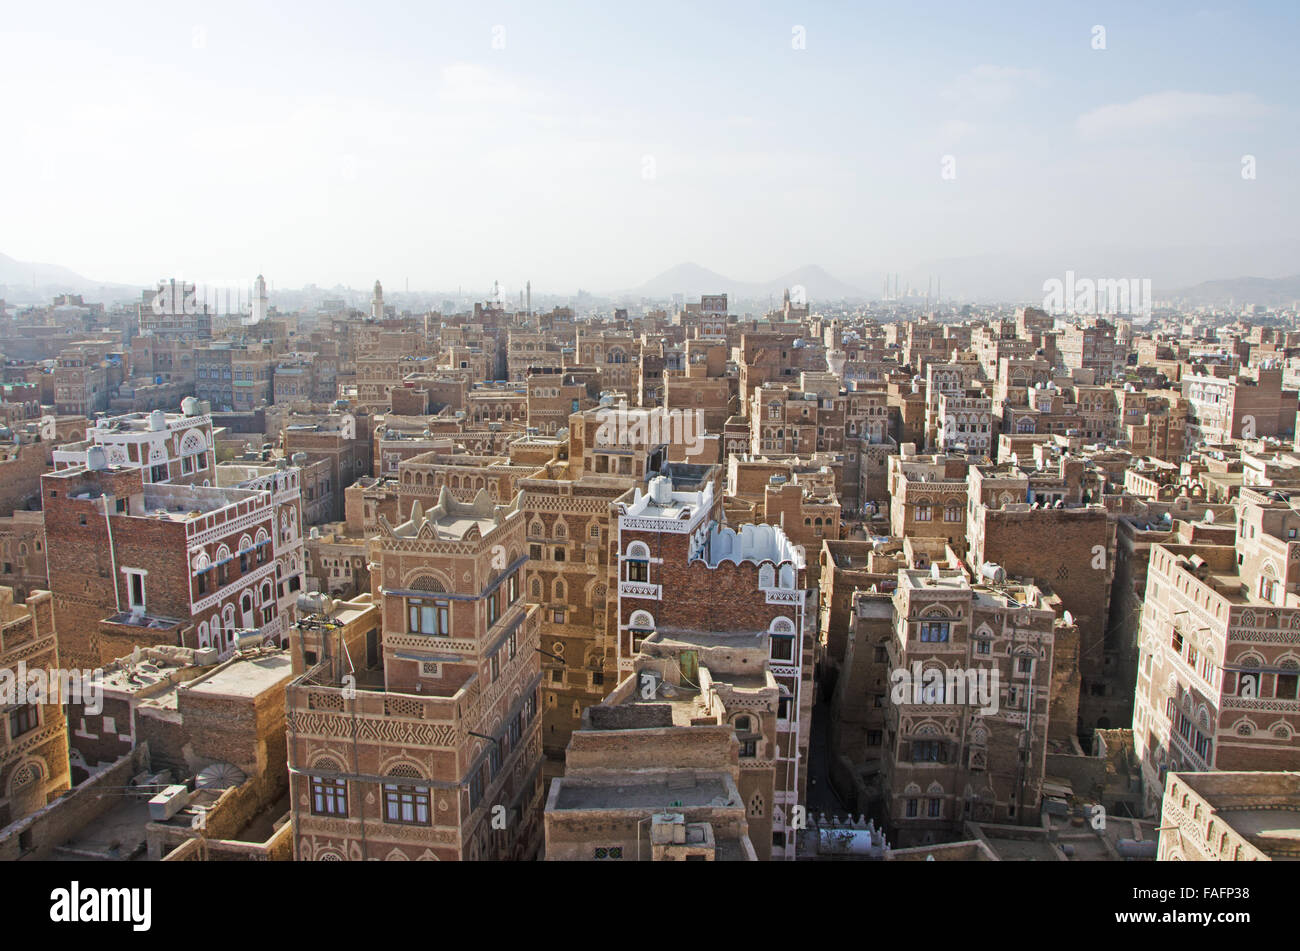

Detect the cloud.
[
  {"left": 1076, "top": 91, "right": 1273, "bottom": 138},
  {"left": 943, "top": 65, "right": 1041, "bottom": 107}
]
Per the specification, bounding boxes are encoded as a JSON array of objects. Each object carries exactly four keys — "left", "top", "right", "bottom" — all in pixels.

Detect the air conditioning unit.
[{"left": 148, "top": 784, "right": 192, "bottom": 821}]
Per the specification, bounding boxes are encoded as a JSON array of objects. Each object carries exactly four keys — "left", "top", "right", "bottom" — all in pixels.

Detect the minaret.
[
  {"left": 252, "top": 274, "right": 268, "bottom": 323},
  {"left": 371, "top": 279, "right": 383, "bottom": 319},
  {"left": 526, "top": 280, "right": 531, "bottom": 316}
]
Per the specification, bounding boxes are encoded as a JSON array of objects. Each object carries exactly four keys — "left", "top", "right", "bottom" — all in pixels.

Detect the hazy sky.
[{"left": 2, "top": 1, "right": 1297, "bottom": 296}]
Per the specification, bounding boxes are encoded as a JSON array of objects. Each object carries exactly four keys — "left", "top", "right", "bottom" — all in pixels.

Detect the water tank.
[
  {"left": 86, "top": 445, "right": 108, "bottom": 471},
  {"left": 291, "top": 452, "right": 307, "bottom": 466},
  {"left": 181, "top": 396, "right": 200, "bottom": 416},
  {"left": 148, "top": 409, "right": 166, "bottom": 431},
  {"left": 236, "top": 631, "right": 265, "bottom": 651},
  {"left": 980, "top": 562, "right": 1006, "bottom": 584},
  {"left": 648, "top": 475, "right": 674, "bottom": 505}
]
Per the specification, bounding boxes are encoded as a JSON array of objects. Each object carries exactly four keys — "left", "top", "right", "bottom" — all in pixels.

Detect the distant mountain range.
[
  {"left": 1166, "top": 274, "right": 1300, "bottom": 308},
  {"left": 628, "top": 262, "right": 863, "bottom": 301},
  {"left": 4, "top": 247, "right": 1298, "bottom": 311},
  {"left": 0, "top": 252, "right": 137, "bottom": 305}
]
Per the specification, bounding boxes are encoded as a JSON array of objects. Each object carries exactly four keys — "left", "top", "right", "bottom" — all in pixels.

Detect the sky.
[{"left": 2, "top": 0, "right": 1298, "bottom": 298}]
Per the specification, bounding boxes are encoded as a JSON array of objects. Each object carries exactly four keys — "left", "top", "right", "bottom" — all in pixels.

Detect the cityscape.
[{"left": 1, "top": 0, "right": 1294, "bottom": 932}]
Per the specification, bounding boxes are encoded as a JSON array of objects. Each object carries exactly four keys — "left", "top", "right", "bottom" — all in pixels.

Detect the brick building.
[
  {"left": 880, "top": 569, "right": 1071, "bottom": 847},
  {"left": 0, "top": 587, "right": 70, "bottom": 832},
  {"left": 52, "top": 402, "right": 216, "bottom": 487},
  {"left": 610, "top": 476, "right": 813, "bottom": 859},
  {"left": 285, "top": 488, "right": 543, "bottom": 860},
  {"left": 1135, "top": 544, "right": 1300, "bottom": 815},
  {"left": 1158, "top": 770, "right": 1300, "bottom": 861},
  {"left": 42, "top": 452, "right": 305, "bottom": 669}
]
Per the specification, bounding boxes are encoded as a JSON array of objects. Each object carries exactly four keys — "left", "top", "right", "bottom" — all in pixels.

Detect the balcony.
[{"left": 618, "top": 581, "right": 662, "bottom": 600}]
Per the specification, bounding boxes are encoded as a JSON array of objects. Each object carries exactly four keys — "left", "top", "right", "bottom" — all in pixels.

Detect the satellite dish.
[{"left": 196, "top": 762, "right": 248, "bottom": 791}]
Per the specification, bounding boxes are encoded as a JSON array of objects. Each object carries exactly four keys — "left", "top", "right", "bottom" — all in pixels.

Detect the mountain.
[
  {"left": 914, "top": 241, "right": 1300, "bottom": 304},
  {"left": 1166, "top": 275, "right": 1300, "bottom": 307},
  {"left": 629, "top": 262, "right": 863, "bottom": 301},
  {"left": 0, "top": 252, "right": 138, "bottom": 305},
  {"left": 766, "top": 265, "right": 862, "bottom": 300},
  {"left": 631, "top": 262, "right": 737, "bottom": 298}
]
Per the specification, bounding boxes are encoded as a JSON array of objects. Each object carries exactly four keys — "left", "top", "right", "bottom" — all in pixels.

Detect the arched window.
[
  {"left": 628, "top": 610, "right": 655, "bottom": 652},
  {"left": 625, "top": 542, "right": 650, "bottom": 583}
]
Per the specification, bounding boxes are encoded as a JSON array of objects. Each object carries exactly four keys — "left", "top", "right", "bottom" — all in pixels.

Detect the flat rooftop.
[
  {"left": 185, "top": 653, "right": 293, "bottom": 699},
  {"left": 554, "top": 774, "right": 737, "bottom": 811}
]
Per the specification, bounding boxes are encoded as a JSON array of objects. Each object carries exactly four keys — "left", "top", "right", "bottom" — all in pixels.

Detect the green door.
[{"left": 679, "top": 650, "right": 699, "bottom": 686}]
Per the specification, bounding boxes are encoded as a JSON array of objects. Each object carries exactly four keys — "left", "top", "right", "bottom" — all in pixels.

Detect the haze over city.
[
  {"left": 3, "top": 0, "right": 1299, "bottom": 298},
  {"left": 2, "top": 1, "right": 1298, "bottom": 927}
]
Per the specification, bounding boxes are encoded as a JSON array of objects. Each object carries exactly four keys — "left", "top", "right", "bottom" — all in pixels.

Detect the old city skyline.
[{"left": 0, "top": 8, "right": 1294, "bottom": 939}]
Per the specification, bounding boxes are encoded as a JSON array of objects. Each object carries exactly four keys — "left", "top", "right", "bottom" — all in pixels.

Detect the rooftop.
[
  {"left": 553, "top": 771, "right": 740, "bottom": 811},
  {"left": 381, "top": 485, "right": 521, "bottom": 541},
  {"left": 184, "top": 652, "right": 294, "bottom": 700}
]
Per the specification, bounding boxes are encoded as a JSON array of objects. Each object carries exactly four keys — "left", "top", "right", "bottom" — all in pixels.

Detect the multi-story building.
[
  {"left": 935, "top": 390, "right": 995, "bottom": 459},
  {"left": 1059, "top": 319, "right": 1120, "bottom": 382},
  {"left": 0, "top": 511, "right": 48, "bottom": 599},
  {"left": 517, "top": 470, "right": 632, "bottom": 777},
  {"left": 545, "top": 733, "right": 757, "bottom": 861},
  {"left": 610, "top": 476, "right": 813, "bottom": 859},
  {"left": 888, "top": 450, "right": 970, "bottom": 549},
  {"left": 42, "top": 451, "right": 305, "bottom": 669},
  {"left": 507, "top": 331, "right": 566, "bottom": 383},
  {"left": 195, "top": 342, "right": 274, "bottom": 413},
  {"left": 966, "top": 462, "right": 1114, "bottom": 733},
  {"left": 1183, "top": 366, "right": 1298, "bottom": 446},
  {"left": 1134, "top": 526, "right": 1300, "bottom": 816},
  {"left": 881, "top": 568, "right": 1069, "bottom": 846},
  {"left": 52, "top": 402, "right": 216, "bottom": 487},
  {"left": 52, "top": 341, "right": 115, "bottom": 417},
  {"left": 0, "top": 587, "right": 70, "bottom": 830},
  {"left": 137, "top": 280, "right": 213, "bottom": 342},
  {"left": 527, "top": 367, "right": 598, "bottom": 436},
  {"left": 1158, "top": 770, "right": 1300, "bottom": 861},
  {"left": 282, "top": 410, "right": 372, "bottom": 523},
  {"left": 285, "top": 488, "right": 543, "bottom": 860}
]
